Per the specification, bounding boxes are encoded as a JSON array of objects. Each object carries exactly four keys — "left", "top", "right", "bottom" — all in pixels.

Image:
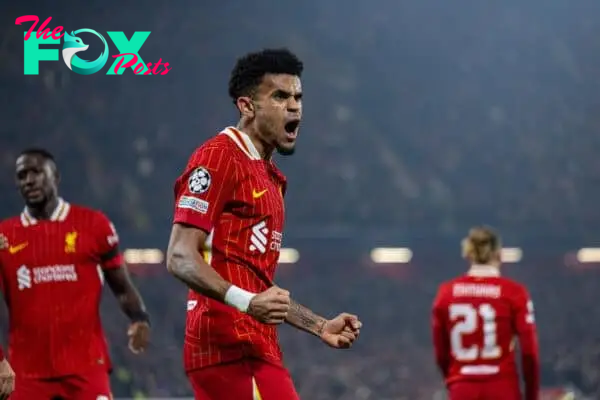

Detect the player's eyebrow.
[{"left": 272, "top": 89, "right": 302, "bottom": 100}]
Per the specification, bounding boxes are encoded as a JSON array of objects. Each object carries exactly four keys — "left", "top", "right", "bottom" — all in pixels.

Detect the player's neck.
[
  {"left": 468, "top": 264, "right": 501, "bottom": 277},
  {"left": 236, "top": 123, "right": 273, "bottom": 160},
  {"left": 27, "top": 197, "right": 60, "bottom": 220}
]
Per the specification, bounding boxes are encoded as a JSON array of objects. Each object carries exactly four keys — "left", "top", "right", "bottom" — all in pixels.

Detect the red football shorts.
[
  {"left": 11, "top": 368, "right": 112, "bottom": 400},
  {"left": 188, "top": 359, "right": 300, "bottom": 400},
  {"left": 448, "top": 378, "right": 522, "bottom": 400}
]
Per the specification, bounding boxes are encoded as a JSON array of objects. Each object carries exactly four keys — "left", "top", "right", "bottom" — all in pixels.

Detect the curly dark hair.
[{"left": 228, "top": 48, "right": 303, "bottom": 104}]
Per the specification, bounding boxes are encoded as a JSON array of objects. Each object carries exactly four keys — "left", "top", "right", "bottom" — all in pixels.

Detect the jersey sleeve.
[
  {"left": 431, "top": 284, "right": 450, "bottom": 378},
  {"left": 93, "top": 212, "right": 123, "bottom": 269},
  {"left": 512, "top": 284, "right": 540, "bottom": 400},
  {"left": 173, "top": 145, "right": 237, "bottom": 233}
]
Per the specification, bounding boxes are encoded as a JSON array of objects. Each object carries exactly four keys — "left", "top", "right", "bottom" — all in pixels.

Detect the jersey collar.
[
  {"left": 20, "top": 197, "right": 71, "bottom": 227},
  {"left": 467, "top": 264, "right": 500, "bottom": 277},
  {"left": 220, "top": 127, "right": 262, "bottom": 160}
]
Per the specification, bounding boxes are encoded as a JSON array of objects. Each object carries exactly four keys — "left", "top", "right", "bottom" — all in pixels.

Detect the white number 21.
[{"left": 449, "top": 303, "right": 501, "bottom": 361}]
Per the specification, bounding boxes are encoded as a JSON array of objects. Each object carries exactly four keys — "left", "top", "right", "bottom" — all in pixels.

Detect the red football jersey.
[
  {"left": 0, "top": 198, "right": 123, "bottom": 378},
  {"left": 173, "top": 126, "right": 287, "bottom": 371},
  {"left": 432, "top": 266, "right": 540, "bottom": 399}
]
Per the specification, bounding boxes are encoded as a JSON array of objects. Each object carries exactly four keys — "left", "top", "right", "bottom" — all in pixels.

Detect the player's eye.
[
  {"left": 272, "top": 91, "right": 289, "bottom": 100},
  {"left": 16, "top": 170, "right": 35, "bottom": 180}
]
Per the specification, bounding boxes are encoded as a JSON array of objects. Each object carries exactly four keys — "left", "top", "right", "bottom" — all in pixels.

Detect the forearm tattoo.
[{"left": 286, "top": 300, "right": 327, "bottom": 336}]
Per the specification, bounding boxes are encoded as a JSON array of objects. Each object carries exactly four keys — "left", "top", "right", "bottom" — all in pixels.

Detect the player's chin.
[
  {"left": 275, "top": 140, "right": 296, "bottom": 156},
  {"left": 22, "top": 192, "right": 45, "bottom": 206}
]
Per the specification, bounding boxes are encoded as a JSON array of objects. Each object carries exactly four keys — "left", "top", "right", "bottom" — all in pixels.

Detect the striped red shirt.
[
  {"left": 0, "top": 199, "right": 123, "bottom": 378},
  {"left": 173, "top": 127, "right": 287, "bottom": 371},
  {"left": 431, "top": 266, "right": 540, "bottom": 399}
]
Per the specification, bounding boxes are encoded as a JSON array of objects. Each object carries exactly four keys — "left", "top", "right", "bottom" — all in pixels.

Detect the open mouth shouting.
[{"left": 284, "top": 119, "right": 300, "bottom": 140}]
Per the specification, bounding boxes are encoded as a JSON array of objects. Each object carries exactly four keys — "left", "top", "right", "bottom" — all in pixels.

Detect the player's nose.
[
  {"left": 286, "top": 99, "right": 301, "bottom": 113},
  {"left": 21, "top": 174, "right": 36, "bottom": 187}
]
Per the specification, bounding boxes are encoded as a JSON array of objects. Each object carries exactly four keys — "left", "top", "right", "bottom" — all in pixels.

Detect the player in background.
[
  {"left": 431, "top": 227, "right": 540, "bottom": 400},
  {"left": 0, "top": 149, "right": 151, "bottom": 400},
  {"left": 167, "top": 48, "right": 362, "bottom": 400}
]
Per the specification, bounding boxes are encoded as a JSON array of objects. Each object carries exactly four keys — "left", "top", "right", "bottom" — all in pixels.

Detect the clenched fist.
[
  {"left": 320, "top": 313, "right": 362, "bottom": 349},
  {"left": 247, "top": 286, "right": 290, "bottom": 324}
]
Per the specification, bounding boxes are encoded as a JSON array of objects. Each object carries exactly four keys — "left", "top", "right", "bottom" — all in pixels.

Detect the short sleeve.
[
  {"left": 173, "top": 145, "right": 237, "bottom": 233},
  {"left": 93, "top": 212, "right": 123, "bottom": 269}
]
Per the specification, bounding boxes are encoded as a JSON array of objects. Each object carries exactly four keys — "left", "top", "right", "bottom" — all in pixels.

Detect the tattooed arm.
[
  {"left": 166, "top": 223, "right": 232, "bottom": 301},
  {"left": 285, "top": 300, "right": 328, "bottom": 337},
  {"left": 167, "top": 224, "right": 290, "bottom": 323},
  {"left": 285, "top": 300, "right": 363, "bottom": 348}
]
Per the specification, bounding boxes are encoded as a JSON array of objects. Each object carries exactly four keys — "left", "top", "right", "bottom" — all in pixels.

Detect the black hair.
[
  {"left": 228, "top": 48, "right": 303, "bottom": 104},
  {"left": 19, "top": 148, "right": 56, "bottom": 162},
  {"left": 18, "top": 148, "right": 58, "bottom": 173}
]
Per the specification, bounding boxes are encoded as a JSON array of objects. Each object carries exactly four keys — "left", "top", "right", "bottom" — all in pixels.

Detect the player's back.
[
  {"left": 433, "top": 273, "right": 526, "bottom": 384},
  {"left": 0, "top": 201, "right": 115, "bottom": 378}
]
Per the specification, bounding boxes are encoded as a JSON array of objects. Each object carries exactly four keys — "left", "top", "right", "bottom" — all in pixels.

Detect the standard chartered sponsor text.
[{"left": 33, "top": 265, "right": 78, "bottom": 283}]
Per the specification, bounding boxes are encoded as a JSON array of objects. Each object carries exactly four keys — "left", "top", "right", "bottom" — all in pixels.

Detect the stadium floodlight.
[
  {"left": 370, "top": 247, "right": 413, "bottom": 264},
  {"left": 278, "top": 248, "right": 300, "bottom": 264},
  {"left": 123, "top": 248, "right": 164, "bottom": 264},
  {"left": 576, "top": 248, "right": 600, "bottom": 263},
  {"left": 500, "top": 247, "right": 522, "bottom": 263}
]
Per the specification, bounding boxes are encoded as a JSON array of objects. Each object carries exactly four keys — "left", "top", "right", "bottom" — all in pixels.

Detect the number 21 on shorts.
[{"left": 450, "top": 303, "right": 501, "bottom": 361}]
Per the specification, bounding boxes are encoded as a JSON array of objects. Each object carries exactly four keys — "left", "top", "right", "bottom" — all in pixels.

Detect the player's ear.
[
  {"left": 236, "top": 96, "right": 255, "bottom": 118},
  {"left": 51, "top": 165, "right": 61, "bottom": 186},
  {"left": 51, "top": 163, "right": 60, "bottom": 183}
]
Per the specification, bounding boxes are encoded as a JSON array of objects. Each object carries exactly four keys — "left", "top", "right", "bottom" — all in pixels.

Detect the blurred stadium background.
[{"left": 2, "top": 0, "right": 600, "bottom": 399}]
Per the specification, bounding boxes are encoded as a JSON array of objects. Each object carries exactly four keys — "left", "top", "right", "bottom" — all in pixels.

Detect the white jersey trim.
[
  {"left": 21, "top": 198, "right": 70, "bottom": 227},
  {"left": 220, "top": 126, "right": 261, "bottom": 160},
  {"left": 460, "top": 365, "right": 500, "bottom": 375}
]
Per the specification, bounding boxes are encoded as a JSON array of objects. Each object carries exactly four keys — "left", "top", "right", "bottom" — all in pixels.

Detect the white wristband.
[{"left": 224, "top": 285, "right": 256, "bottom": 313}]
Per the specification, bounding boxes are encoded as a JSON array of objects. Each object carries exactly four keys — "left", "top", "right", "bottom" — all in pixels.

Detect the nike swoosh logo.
[
  {"left": 252, "top": 189, "right": 268, "bottom": 199},
  {"left": 8, "top": 242, "right": 28, "bottom": 254}
]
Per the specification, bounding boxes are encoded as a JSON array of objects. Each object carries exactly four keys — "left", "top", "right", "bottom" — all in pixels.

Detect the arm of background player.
[
  {"left": 432, "top": 287, "right": 450, "bottom": 378},
  {"left": 95, "top": 215, "right": 149, "bottom": 323},
  {"left": 104, "top": 268, "right": 148, "bottom": 323},
  {"left": 513, "top": 286, "right": 540, "bottom": 400},
  {"left": 167, "top": 146, "right": 237, "bottom": 302}
]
